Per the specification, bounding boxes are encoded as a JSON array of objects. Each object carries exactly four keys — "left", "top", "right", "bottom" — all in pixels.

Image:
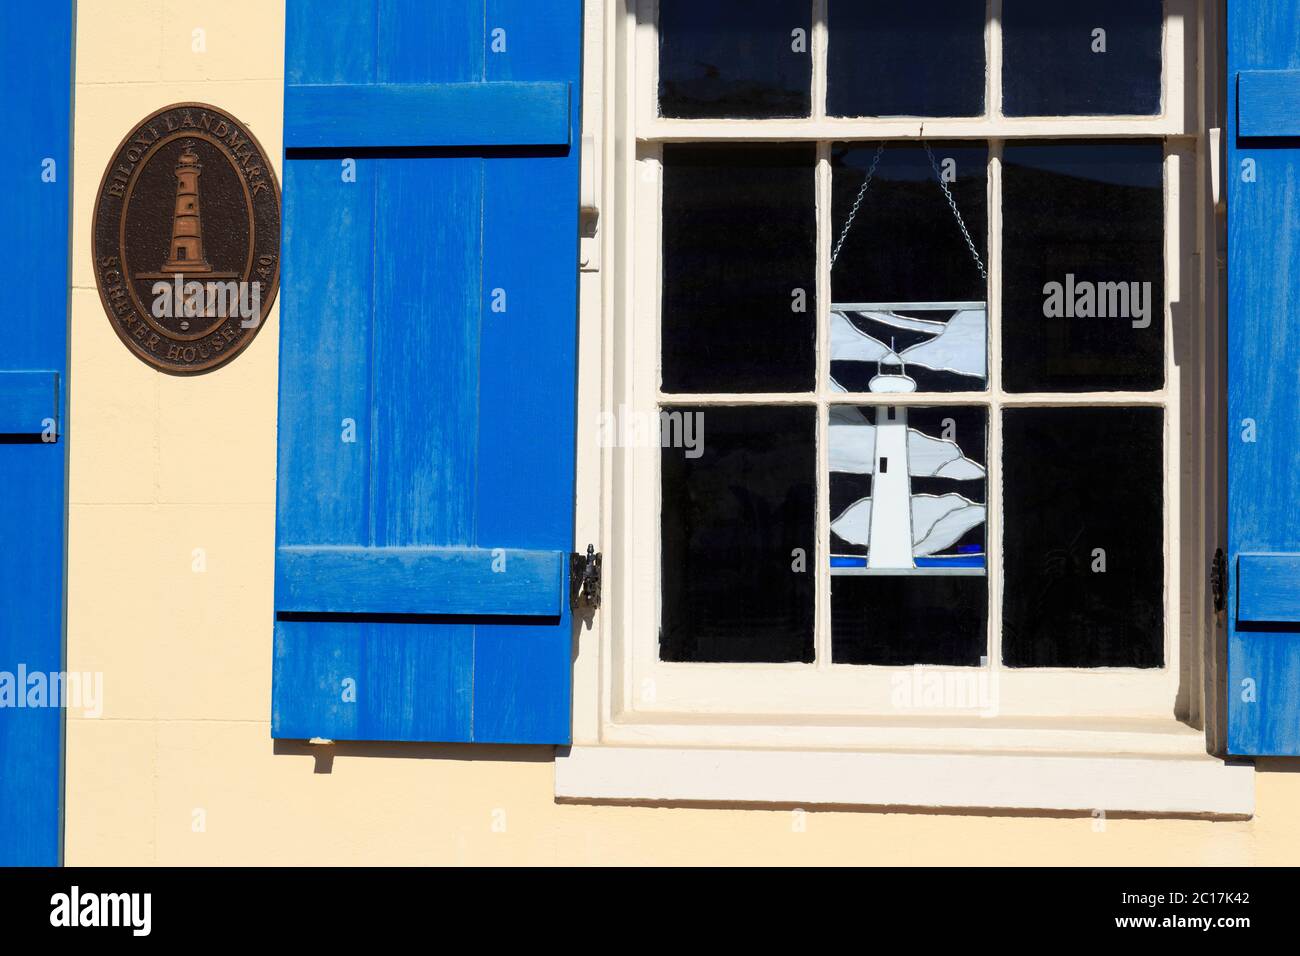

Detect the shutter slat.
[
  {"left": 284, "top": 82, "right": 571, "bottom": 148},
  {"left": 276, "top": 546, "right": 566, "bottom": 617}
]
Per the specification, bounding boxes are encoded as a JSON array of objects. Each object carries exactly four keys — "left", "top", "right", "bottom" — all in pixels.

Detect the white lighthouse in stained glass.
[{"left": 866, "top": 403, "right": 915, "bottom": 569}]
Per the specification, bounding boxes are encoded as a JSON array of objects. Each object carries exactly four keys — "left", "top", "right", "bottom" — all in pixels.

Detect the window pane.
[
  {"left": 1002, "top": 0, "right": 1162, "bottom": 117},
  {"left": 662, "top": 144, "right": 816, "bottom": 393},
  {"left": 830, "top": 405, "right": 988, "bottom": 665},
  {"left": 827, "top": 0, "right": 986, "bottom": 118},
  {"left": 658, "top": 0, "right": 811, "bottom": 118},
  {"left": 831, "top": 142, "right": 988, "bottom": 393},
  {"left": 1002, "top": 141, "right": 1164, "bottom": 393},
  {"left": 1002, "top": 407, "right": 1164, "bottom": 668},
  {"left": 660, "top": 405, "right": 816, "bottom": 663}
]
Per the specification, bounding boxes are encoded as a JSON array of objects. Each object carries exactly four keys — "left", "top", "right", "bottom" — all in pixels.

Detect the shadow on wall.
[
  {"left": 1256, "top": 758, "right": 1300, "bottom": 774},
  {"left": 272, "top": 740, "right": 557, "bottom": 774}
]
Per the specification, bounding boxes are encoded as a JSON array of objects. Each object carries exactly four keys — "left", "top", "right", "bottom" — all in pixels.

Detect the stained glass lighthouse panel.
[
  {"left": 830, "top": 405, "right": 988, "bottom": 665},
  {"left": 830, "top": 142, "right": 988, "bottom": 393}
]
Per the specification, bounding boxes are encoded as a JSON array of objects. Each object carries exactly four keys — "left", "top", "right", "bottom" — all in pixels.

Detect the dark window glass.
[
  {"left": 1002, "top": 407, "right": 1164, "bottom": 668},
  {"left": 1003, "top": 0, "right": 1162, "bottom": 116},
  {"left": 1002, "top": 141, "right": 1164, "bottom": 393},
  {"left": 832, "top": 576, "right": 988, "bottom": 666},
  {"left": 658, "top": 0, "right": 811, "bottom": 118},
  {"left": 660, "top": 405, "right": 816, "bottom": 663},
  {"left": 827, "top": 0, "right": 986, "bottom": 118},
  {"left": 830, "top": 405, "right": 987, "bottom": 666},
  {"left": 830, "top": 142, "right": 988, "bottom": 305},
  {"left": 662, "top": 144, "right": 816, "bottom": 393}
]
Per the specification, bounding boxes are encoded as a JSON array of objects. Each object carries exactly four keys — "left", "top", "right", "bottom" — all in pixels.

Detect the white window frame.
[{"left": 565, "top": 0, "right": 1250, "bottom": 812}]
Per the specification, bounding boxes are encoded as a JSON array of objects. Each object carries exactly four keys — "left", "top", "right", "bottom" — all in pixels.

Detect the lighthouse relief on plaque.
[{"left": 92, "top": 103, "right": 281, "bottom": 375}]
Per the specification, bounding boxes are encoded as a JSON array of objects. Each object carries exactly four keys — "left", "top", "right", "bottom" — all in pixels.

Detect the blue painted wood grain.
[
  {"left": 285, "top": 82, "right": 570, "bottom": 148},
  {"left": 473, "top": 0, "right": 583, "bottom": 743},
  {"left": 274, "top": 0, "right": 582, "bottom": 744},
  {"left": 0, "top": 2, "right": 72, "bottom": 865},
  {"left": 1228, "top": 0, "right": 1300, "bottom": 755},
  {"left": 276, "top": 546, "right": 565, "bottom": 616},
  {"left": 1237, "top": 554, "right": 1300, "bottom": 622},
  {"left": 0, "top": 371, "right": 59, "bottom": 435},
  {"left": 1238, "top": 70, "right": 1300, "bottom": 136}
]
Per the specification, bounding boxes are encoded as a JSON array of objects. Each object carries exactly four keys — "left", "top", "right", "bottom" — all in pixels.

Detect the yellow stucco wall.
[{"left": 63, "top": 0, "right": 1300, "bottom": 865}]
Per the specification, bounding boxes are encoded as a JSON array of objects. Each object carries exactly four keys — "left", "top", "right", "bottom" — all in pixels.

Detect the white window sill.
[{"left": 555, "top": 746, "right": 1255, "bottom": 817}]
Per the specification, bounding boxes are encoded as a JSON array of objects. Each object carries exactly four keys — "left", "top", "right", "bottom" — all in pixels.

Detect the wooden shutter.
[
  {"left": 1227, "top": 0, "right": 1300, "bottom": 754},
  {"left": 273, "top": 0, "right": 582, "bottom": 744},
  {"left": 0, "top": 2, "right": 73, "bottom": 864}
]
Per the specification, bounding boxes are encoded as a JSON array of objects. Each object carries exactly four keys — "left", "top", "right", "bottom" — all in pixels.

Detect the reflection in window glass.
[
  {"left": 827, "top": 0, "right": 986, "bottom": 118},
  {"left": 662, "top": 144, "right": 816, "bottom": 393},
  {"left": 830, "top": 405, "right": 988, "bottom": 665},
  {"left": 658, "top": 0, "right": 812, "bottom": 118},
  {"left": 660, "top": 405, "right": 816, "bottom": 663},
  {"left": 1002, "top": 406, "right": 1164, "bottom": 668},
  {"left": 1002, "top": 141, "right": 1164, "bottom": 393},
  {"left": 1003, "top": 0, "right": 1162, "bottom": 116}
]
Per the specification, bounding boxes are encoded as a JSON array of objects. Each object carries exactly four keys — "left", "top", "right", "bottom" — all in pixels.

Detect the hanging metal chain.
[
  {"left": 923, "top": 141, "right": 987, "bottom": 282},
  {"left": 829, "top": 142, "right": 885, "bottom": 269},
  {"left": 830, "top": 141, "right": 987, "bottom": 284}
]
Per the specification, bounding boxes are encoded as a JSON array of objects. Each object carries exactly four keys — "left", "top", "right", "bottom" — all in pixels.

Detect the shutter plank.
[
  {"left": 276, "top": 158, "right": 373, "bottom": 547},
  {"left": 274, "top": 619, "right": 472, "bottom": 741},
  {"left": 370, "top": 158, "right": 482, "bottom": 549},
  {"left": 471, "top": 0, "right": 582, "bottom": 742},
  {"left": 286, "top": 0, "right": 375, "bottom": 85}
]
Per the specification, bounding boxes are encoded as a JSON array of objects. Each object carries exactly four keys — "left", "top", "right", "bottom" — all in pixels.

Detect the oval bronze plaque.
[{"left": 92, "top": 103, "right": 280, "bottom": 374}]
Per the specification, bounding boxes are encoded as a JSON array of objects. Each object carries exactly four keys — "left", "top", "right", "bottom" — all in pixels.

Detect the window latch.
[
  {"left": 570, "top": 544, "right": 602, "bottom": 611},
  {"left": 580, "top": 133, "right": 600, "bottom": 272}
]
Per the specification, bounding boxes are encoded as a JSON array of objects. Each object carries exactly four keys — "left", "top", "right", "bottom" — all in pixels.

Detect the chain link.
[
  {"left": 923, "top": 141, "right": 987, "bottom": 282},
  {"left": 829, "top": 142, "right": 884, "bottom": 269},
  {"left": 829, "top": 140, "right": 987, "bottom": 284}
]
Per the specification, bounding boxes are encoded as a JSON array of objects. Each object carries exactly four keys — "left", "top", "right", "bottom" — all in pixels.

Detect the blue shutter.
[
  {"left": 1227, "top": 0, "right": 1300, "bottom": 754},
  {"left": 273, "top": 0, "right": 582, "bottom": 744},
  {"left": 0, "top": 2, "right": 73, "bottom": 863}
]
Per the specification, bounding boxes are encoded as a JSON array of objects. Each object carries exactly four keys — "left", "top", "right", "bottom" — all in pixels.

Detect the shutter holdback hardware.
[{"left": 570, "top": 544, "right": 602, "bottom": 610}]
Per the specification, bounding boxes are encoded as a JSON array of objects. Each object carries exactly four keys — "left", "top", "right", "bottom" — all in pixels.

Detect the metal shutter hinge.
[
  {"left": 1212, "top": 547, "right": 1227, "bottom": 614},
  {"left": 570, "top": 544, "right": 602, "bottom": 610}
]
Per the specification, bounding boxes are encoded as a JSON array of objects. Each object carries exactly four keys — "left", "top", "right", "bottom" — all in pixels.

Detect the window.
[{"left": 604, "top": 0, "right": 1208, "bottom": 745}]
